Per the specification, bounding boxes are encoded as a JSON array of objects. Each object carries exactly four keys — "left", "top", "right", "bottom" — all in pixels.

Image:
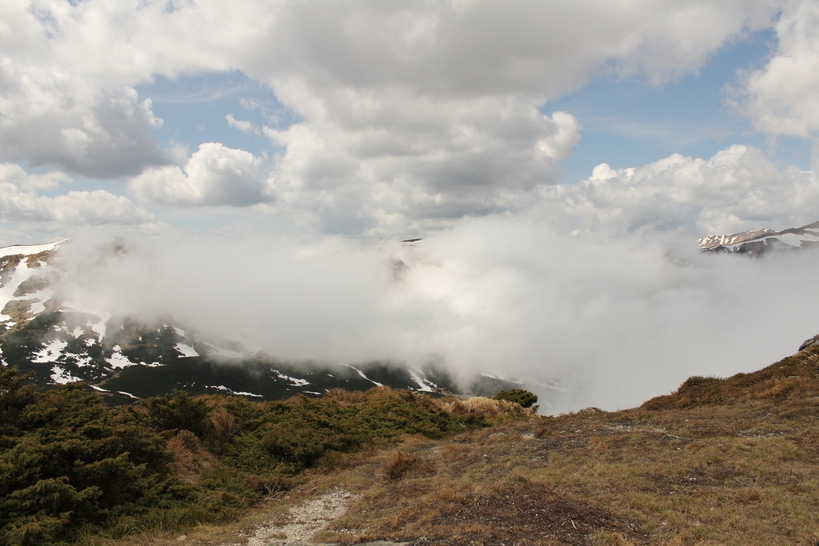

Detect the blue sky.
[{"left": 549, "top": 28, "right": 813, "bottom": 183}]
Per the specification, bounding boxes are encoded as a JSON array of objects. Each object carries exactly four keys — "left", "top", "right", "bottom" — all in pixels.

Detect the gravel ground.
[{"left": 243, "top": 489, "right": 358, "bottom": 545}]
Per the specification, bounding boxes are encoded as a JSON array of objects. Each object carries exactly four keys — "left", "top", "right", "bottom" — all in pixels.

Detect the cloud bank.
[
  {"left": 54, "top": 216, "right": 819, "bottom": 414},
  {"left": 51, "top": 144, "right": 819, "bottom": 414}
]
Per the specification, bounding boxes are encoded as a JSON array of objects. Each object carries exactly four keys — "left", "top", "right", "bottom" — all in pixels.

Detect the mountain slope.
[
  {"left": 0, "top": 241, "right": 466, "bottom": 403},
  {"left": 74, "top": 342, "right": 819, "bottom": 546},
  {"left": 699, "top": 220, "right": 819, "bottom": 256}
]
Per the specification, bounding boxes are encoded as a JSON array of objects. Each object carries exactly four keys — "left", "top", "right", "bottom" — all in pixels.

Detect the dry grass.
[
  {"left": 166, "top": 430, "right": 216, "bottom": 484},
  {"left": 102, "top": 346, "right": 819, "bottom": 545},
  {"left": 437, "top": 395, "right": 536, "bottom": 419},
  {"left": 379, "top": 450, "right": 435, "bottom": 481}
]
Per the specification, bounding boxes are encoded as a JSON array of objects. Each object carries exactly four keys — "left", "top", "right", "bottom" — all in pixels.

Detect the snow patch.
[
  {"left": 348, "top": 366, "right": 384, "bottom": 387},
  {"left": 117, "top": 390, "right": 140, "bottom": 399},
  {"left": 409, "top": 368, "right": 435, "bottom": 392},
  {"left": 51, "top": 365, "right": 81, "bottom": 384},
  {"left": 273, "top": 369, "right": 309, "bottom": 387},
  {"left": 28, "top": 299, "right": 45, "bottom": 315},
  {"left": 176, "top": 343, "right": 199, "bottom": 357},
  {"left": 0, "top": 240, "right": 67, "bottom": 259},
  {"left": 33, "top": 339, "right": 68, "bottom": 363},
  {"left": 73, "top": 354, "right": 94, "bottom": 368},
  {"left": 207, "top": 385, "right": 263, "bottom": 398},
  {"left": 106, "top": 346, "right": 134, "bottom": 369},
  {"left": 0, "top": 259, "right": 31, "bottom": 322}
]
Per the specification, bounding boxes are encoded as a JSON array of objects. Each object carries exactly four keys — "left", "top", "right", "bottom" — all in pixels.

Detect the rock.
[{"left": 799, "top": 334, "right": 819, "bottom": 352}]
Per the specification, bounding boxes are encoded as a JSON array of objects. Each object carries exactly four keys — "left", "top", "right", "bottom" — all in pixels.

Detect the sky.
[{"left": 5, "top": 0, "right": 819, "bottom": 411}]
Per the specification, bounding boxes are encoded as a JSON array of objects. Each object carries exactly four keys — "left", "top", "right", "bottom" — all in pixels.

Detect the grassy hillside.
[
  {"left": 0, "top": 367, "right": 531, "bottom": 546},
  {"left": 5, "top": 343, "right": 819, "bottom": 545},
  {"left": 78, "top": 345, "right": 819, "bottom": 546}
]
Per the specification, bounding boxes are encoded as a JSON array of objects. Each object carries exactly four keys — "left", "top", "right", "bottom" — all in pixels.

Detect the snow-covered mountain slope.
[
  {"left": 0, "top": 240, "right": 456, "bottom": 403},
  {"left": 699, "top": 220, "right": 819, "bottom": 256}
]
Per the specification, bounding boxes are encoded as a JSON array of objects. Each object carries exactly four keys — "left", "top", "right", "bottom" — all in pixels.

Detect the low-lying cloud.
[{"left": 55, "top": 215, "right": 819, "bottom": 414}]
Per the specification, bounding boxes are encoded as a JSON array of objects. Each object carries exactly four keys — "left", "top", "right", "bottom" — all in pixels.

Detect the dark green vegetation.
[
  {"left": 493, "top": 388, "right": 539, "bottom": 410},
  {"left": 0, "top": 366, "right": 531, "bottom": 545},
  {"left": 97, "top": 357, "right": 456, "bottom": 401}
]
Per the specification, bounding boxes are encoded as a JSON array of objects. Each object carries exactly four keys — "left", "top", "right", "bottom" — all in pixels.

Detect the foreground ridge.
[{"left": 52, "top": 343, "right": 819, "bottom": 545}]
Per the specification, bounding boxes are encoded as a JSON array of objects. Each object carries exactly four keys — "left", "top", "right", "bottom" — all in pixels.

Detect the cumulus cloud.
[
  {"left": 264, "top": 94, "right": 581, "bottom": 234},
  {"left": 0, "top": 168, "right": 155, "bottom": 227},
  {"left": 0, "top": 163, "right": 71, "bottom": 191},
  {"left": 735, "top": 0, "right": 819, "bottom": 139},
  {"left": 537, "top": 145, "right": 819, "bottom": 236},
  {"left": 242, "top": 0, "right": 775, "bottom": 232},
  {"left": 243, "top": 1, "right": 775, "bottom": 96},
  {"left": 0, "top": 51, "right": 169, "bottom": 177},
  {"left": 129, "top": 143, "right": 272, "bottom": 207},
  {"left": 0, "top": 0, "right": 784, "bottom": 230},
  {"left": 226, "top": 114, "right": 260, "bottom": 135}
]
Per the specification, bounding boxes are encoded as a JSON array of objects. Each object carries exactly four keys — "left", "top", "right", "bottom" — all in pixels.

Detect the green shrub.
[
  {"left": 0, "top": 368, "right": 504, "bottom": 542},
  {"left": 493, "top": 389, "right": 538, "bottom": 409},
  {"left": 142, "top": 389, "right": 210, "bottom": 436}
]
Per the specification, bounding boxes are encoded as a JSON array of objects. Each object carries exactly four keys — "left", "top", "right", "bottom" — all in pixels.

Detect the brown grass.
[
  {"left": 207, "top": 405, "right": 236, "bottom": 454},
  {"left": 101, "top": 346, "right": 819, "bottom": 545},
  {"left": 379, "top": 450, "right": 434, "bottom": 481},
  {"left": 166, "top": 431, "right": 216, "bottom": 484},
  {"left": 435, "top": 395, "right": 536, "bottom": 422}
]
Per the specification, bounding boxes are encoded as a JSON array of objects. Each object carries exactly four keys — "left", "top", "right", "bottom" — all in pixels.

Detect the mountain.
[
  {"left": 699, "top": 220, "right": 819, "bottom": 256},
  {"left": 0, "top": 240, "right": 474, "bottom": 404}
]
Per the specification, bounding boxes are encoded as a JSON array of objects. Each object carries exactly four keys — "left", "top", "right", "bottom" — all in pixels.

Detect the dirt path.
[{"left": 242, "top": 489, "right": 357, "bottom": 545}]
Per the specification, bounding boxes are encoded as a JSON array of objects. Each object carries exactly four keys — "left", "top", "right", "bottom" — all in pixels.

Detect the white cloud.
[
  {"left": 0, "top": 163, "right": 158, "bottom": 245},
  {"left": 226, "top": 114, "right": 260, "bottom": 135},
  {"left": 56, "top": 220, "right": 819, "bottom": 413},
  {"left": 243, "top": 0, "right": 775, "bottom": 232},
  {"left": 263, "top": 91, "right": 581, "bottom": 234},
  {"left": 735, "top": 0, "right": 819, "bottom": 139},
  {"left": 0, "top": 185, "right": 155, "bottom": 226},
  {"left": 129, "top": 142, "right": 271, "bottom": 207},
  {"left": 0, "top": 50, "right": 168, "bottom": 177},
  {"left": 1, "top": 0, "right": 783, "bottom": 229},
  {"left": 537, "top": 145, "right": 819, "bottom": 237},
  {"left": 241, "top": 1, "right": 775, "bottom": 96},
  {"left": 0, "top": 163, "right": 71, "bottom": 191}
]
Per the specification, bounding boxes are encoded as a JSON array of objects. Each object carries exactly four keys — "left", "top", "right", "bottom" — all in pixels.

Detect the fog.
[{"left": 54, "top": 215, "right": 819, "bottom": 414}]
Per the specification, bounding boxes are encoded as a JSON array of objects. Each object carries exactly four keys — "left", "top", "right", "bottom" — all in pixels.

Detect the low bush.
[
  {"left": 493, "top": 389, "right": 539, "bottom": 410},
  {"left": 0, "top": 368, "right": 525, "bottom": 544}
]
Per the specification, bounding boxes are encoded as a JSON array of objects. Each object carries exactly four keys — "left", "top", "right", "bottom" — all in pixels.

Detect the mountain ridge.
[
  {"left": 699, "top": 219, "right": 819, "bottom": 256},
  {"left": 0, "top": 240, "right": 501, "bottom": 403}
]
